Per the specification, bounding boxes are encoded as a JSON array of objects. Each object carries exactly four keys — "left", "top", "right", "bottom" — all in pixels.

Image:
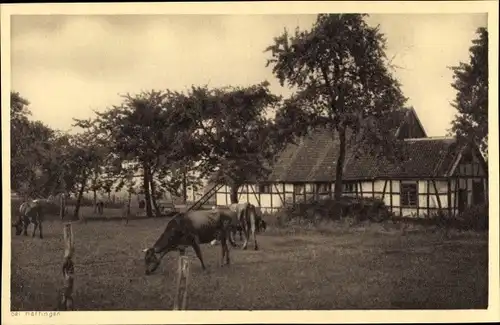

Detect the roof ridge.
[{"left": 404, "top": 136, "right": 455, "bottom": 142}]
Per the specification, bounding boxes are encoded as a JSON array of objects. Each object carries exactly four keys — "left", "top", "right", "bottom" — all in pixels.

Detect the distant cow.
[
  {"left": 96, "top": 201, "right": 104, "bottom": 215},
  {"left": 213, "top": 202, "right": 263, "bottom": 250},
  {"left": 142, "top": 209, "right": 238, "bottom": 275},
  {"left": 213, "top": 211, "right": 266, "bottom": 245},
  {"left": 13, "top": 200, "right": 44, "bottom": 239}
]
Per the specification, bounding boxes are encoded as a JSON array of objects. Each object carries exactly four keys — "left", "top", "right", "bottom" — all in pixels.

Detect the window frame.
[
  {"left": 316, "top": 183, "right": 331, "bottom": 194},
  {"left": 343, "top": 182, "right": 356, "bottom": 193},
  {"left": 293, "top": 183, "right": 305, "bottom": 195},
  {"left": 400, "top": 181, "right": 418, "bottom": 208},
  {"left": 258, "top": 184, "right": 272, "bottom": 194}
]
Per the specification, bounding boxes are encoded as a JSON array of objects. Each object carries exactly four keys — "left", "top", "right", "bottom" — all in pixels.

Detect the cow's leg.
[
  {"left": 241, "top": 217, "right": 251, "bottom": 250},
  {"left": 228, "top": 228, "right": 238, "bottom": 247},
  {"left": 226, "top": 238, "right": 231, "bottom": 266},
  {"left": 219, "top": 234, "right": 229, "bottom": 266},
  {"left": 32, "top": 221, "right": 38, "bottom": 237},
  {"left": 22, "top": 219, "right": 28, "bottom": 236},
  {"left": 252, "top": 225, "right": 258, "bottom": 251},
  {"left": 239, "top": 211, "right": 250, "bottom": 250},
  {"left": 38, "top": 220, "right": 43, "bottom": 239},
  {"left": 190, "top": 238, "right": 206, "bottom": 270},
  {"left": 241, "top": 228, "right": 249, "bottom": 250},
  {"left": 241, "top": 225, "right": 250, "bottom": 250}
]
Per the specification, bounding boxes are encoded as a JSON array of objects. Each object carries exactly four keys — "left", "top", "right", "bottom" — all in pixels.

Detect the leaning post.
[
  {"left": 173, "top": 251, "right": 191, "bottom": 310},
  {"left": 60, "top": 222, "right": 75, "bottom": 310}
]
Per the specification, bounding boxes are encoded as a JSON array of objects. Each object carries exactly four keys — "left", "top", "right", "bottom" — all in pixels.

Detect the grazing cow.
[
  {"left": 236, "top": 205, "right": 267, "bottom": 238},
  {"left": 223, "top": 202, "right": 262, "bottom": 250},
  {"left": 142, "top": 209, "right": 238, "bottom": 275},
  {"left": 13, "top": 200, "right": 44, "bottom": 239},
  {"left": 96, "top": 201, "right": 104, "bottom": 215},
  {"left": 211, "top": 205, "right": 267, "bottom": 246}
]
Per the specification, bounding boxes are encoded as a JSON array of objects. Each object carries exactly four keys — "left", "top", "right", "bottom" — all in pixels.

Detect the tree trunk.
[
  {"left": 60, "top": 193, "right": 66, "bottom": 220},
  {"left": 93, "top": 188, "right": 97, "bottom": 214},
  {"left": 127, "top": 190, "right": 132, "bottom": 217},
  {"left": 229, "top": 184, "right": 239, "bottom": 204},
  {"left": 182, "top": 169, "right": 188, "bottom": 205},
  {"left": 333, "top": 126, "right": 347, "bottom": 217},
  {"left": 73, "top": 178, "right": 87, "bottom": 220},
  {"left": 149, "top": 176, "right": 162, "bottom": 218},
  {"left": 142, "top": 161, "right": 153, "bottom": 218}
]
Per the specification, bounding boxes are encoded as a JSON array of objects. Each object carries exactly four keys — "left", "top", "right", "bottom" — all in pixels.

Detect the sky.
[{"left": 11, "top": 13, "right": 487, "bottom": 136}]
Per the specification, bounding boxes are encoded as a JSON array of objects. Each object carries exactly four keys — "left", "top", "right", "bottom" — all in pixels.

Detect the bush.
[
  {"left": 275, "top": 196, "right": 394, "bottom": 226},
  {"left": 422, "top": 204, "right": 488, "bottom": 232},
  {"left": 456, "top": 203, "right": 489, "bottom": 231},
  {"left": 65, "top": 197, "right": 125, "bottom": 209}
]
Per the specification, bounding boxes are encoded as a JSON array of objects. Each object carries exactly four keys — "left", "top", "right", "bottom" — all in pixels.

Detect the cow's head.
[
  {"left": 142, "top": 247, "right": 161, "bottom": 275},
  {"left": 12, "top": 220, "right": 23, "bottom": 235},
  {"left": 247, "top": 204, "right": 267, "bottom": 232},
  {"left": 143, "top": 214, "right": 187, "bottom": 275},
  {"left": 12, "top": 213, "right": 25, "bottom": 236},
  {"left": 258, "top": 219, "right": 267, "bottom": 232}
]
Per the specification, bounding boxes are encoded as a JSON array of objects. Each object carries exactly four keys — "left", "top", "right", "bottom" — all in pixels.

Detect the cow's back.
[
  {"left": 211, "top": 207, "right": 238, "bottom": 224},
  {"left": 20, "top": 201, "right": 42, "bottom": 219},
  {"left": 184, "top": 210, "right": 228, "bottom": 244}
]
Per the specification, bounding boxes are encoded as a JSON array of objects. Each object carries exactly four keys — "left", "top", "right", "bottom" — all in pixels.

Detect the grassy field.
[{"left": 11, "top": 213, "right": 488, "bottom": 310}]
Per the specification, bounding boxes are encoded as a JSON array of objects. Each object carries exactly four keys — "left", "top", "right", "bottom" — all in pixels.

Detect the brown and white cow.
[
  {"left": 212, "top": 202, "right": 265, "bottom": 250},
  {"left": 13, "top": 199, "right": 44, "bottom": 239}
]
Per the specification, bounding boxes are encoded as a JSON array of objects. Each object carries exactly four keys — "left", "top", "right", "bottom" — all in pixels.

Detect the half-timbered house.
[{"left": 214, "top": 107, "right": 488, "bottom": 217}]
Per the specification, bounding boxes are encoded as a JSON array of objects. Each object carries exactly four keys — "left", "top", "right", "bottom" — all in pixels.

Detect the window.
[
  {"left": 258, "top": 184, "right": 271, "bottom": 194},
  {"left": 343, "top": 182, "right": 355, "bottom": 193},
  {"left": 316, "top": 183, "right": 330, "bottom": 194},
  {"left": 293, "top": 184, "right": 305, "bottom": 194},
  {"left": 472, "top": 180, "right": 485, "bottom": 205},
  {"left": 400, "top": 182, "right": 418, "bottom": 207}
]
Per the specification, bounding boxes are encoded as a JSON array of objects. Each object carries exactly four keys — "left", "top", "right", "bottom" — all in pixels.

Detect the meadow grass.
[{"left": 11, "top": 211, "right": 488, "bottom": 310}]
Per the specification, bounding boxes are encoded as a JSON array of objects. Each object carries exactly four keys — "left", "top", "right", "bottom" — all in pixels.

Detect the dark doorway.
[
  {"left": 457, "top": 189, "right": 467, "bottom": 213},
  {"left": 472, "top": 180, "right": 485, "bottom": 205}
]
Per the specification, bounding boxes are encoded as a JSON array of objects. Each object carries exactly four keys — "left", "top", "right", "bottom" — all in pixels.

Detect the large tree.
[
  {"left": 63, "top": 123, "right": 110, "bottom": 219},
  {"left": 449, "top": 27, "right": 488, "bottom": 159},
  {"left": 10, "top": 91, "right": 63, "bottom": 199},
  {"left": 265, "top": 14, "right": 407, "bottom": 205},
  {"left": 92, "top": 90, "right": 202, "bottom": 217},
  {"left": 183, "top": 81, "right": 283, "bottom": 204}
]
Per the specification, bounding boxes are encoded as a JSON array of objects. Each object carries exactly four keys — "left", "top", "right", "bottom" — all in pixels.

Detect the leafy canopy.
[
  {"left": 265, "top": 14, "right": 407, "bottom": 158},
  {"left": 183, "top": 81, "right": 283, "bottom": 188},
  {"left": 449, "top": 27, "right": 488, "bottom": 158}
]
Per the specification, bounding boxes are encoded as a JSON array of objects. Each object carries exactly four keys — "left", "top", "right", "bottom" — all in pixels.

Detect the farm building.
[{"left": 214, "top": 107, "right": 488, "bottom": 217}]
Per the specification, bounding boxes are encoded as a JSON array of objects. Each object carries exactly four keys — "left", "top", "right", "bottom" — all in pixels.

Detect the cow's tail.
[{"left": 249, "top": 204, "right": 257, "bottom": 231}]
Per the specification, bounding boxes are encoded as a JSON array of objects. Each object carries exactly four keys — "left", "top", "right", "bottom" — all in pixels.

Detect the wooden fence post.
[
  {"left": 60, "top": 223, "right": 75, "bottom": 310},
  {"left": 173, "top": 252, "right": 190, "bottom": 310},
  {"left": 59, "top": 193, "right": 66, "bottom": 220}
]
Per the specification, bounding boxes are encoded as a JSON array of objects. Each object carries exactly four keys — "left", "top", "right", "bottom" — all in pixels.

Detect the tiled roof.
[
  {"left": 343, "top": 137, "right": 460, "bottom": 180},
  {"left": 266, "top": 109, "right": 406, "bottom": 182},
  {"left": 267, "top": 128, "right": 351, "bottom": 182},
  {"left": 265, "top": 107, "right": 462, "bottom": 182}
]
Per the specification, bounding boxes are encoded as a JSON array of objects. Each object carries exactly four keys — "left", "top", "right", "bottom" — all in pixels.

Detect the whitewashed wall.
[{"left": 214, "top": 177, "right": 485, "bottom": 217}]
